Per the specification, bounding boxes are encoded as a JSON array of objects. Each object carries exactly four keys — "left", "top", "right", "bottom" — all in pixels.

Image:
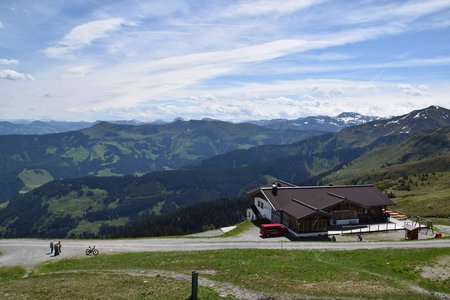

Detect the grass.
[
  {"left": 67, "top": 217, "right": 129, "bottom": 237},
  {"left": 0, "top": 272, "right": 228, "bottom": 299},
  {"left": 46, "top": 187, "right": 107, "bottom": 218},
  {"left": 18, "top": 168, "right": 54, "bottom": 194},
  {"left": 24, "top": 248, "right": 450, "bottom": 299},
  {"left": 429, "top": 218, "right": 450, "bottom": 226},
  {"left": 329, "top": 158, "right": 450, "bottom": 219},
  {"left": 96, "top": 168, "right": 123, "bottom": 176},
  {"left": 60, "top": 146, "right": 90, "bottom": 164},
  {"left": 389, "top": 172, "right": 450, "bottom": 218},
  {"left": 220, "top": 221, "right": 254, "bottom": 238},
  {"left": 0, "top": 266, "right": 26, "bottom": 281}
]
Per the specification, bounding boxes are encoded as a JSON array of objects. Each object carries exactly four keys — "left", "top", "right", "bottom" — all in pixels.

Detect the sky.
[{"left": 0, "top": 0, "right": 450, "bottom": 122}]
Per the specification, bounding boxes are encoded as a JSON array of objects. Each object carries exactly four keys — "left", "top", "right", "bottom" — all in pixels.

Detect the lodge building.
[{"left": 247, "top": 181, "right": 395, "bottom": 236}]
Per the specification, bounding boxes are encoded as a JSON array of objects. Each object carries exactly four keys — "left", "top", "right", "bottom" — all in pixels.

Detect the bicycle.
[{"left": 85, "top": 245, "right": 99, "bottom": 256}]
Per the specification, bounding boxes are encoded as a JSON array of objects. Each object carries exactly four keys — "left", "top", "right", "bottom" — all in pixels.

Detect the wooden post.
[{"left": 191, "top": 271, "right": 198, "bottom": 300}]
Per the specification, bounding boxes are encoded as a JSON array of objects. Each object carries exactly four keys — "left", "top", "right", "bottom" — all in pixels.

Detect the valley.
[
  {"left": 0, "top": 106, "right": 449, "bottom": 300},
  {"left": 0, "top": 106, "right": 449, "bottom": 239}
]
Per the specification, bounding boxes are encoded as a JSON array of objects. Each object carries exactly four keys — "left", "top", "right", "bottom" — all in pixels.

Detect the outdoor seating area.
[
  {"left": 384, "top": 209, "right": 408, "bottom": 220},
  {"left": 328, "top": 209, "right": 431, "bottom": 236}
]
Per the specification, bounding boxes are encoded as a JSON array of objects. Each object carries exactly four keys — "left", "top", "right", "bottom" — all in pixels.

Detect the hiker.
[
  {"left": 357, "top": 233, "right": 363, "bottom": 242},
  {"left": 54, "top": 241, "right": 61, "bottom": 256},
  {"left": 49, "top": 240, "right": 54, "bottom": 254},
  {"left": 331, "top": 235, "right": 336, "bottom": 242}
]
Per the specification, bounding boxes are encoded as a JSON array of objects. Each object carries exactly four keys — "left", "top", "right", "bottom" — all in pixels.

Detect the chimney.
[{"left": 272, "top": 182, "right": 278, "bottom": 195}]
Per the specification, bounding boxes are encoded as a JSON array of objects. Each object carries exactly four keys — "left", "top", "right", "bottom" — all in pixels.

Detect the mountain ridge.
[
  {"left": 0, "top": 110, "right": 381, "bottom": 135},
  {"left": 0, "top": 105, "right": 449, "bottom": 238},
  {"left": 0, "top": 119, "right": 321, "bottom": 200},
  {"left": 249, "top": 112, "right": 382, "bottom": 132}
]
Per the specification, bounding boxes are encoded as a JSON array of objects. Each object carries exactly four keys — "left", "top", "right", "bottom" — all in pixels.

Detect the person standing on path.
[
  {"left": 54, "top": 241, "right": 61, "bottom": 256},
  {"left": 49, "top": 240, "right": 54, "bottom": 254}
]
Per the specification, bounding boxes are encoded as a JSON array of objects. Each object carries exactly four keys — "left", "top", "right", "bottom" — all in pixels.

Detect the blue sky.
[{"left": 0, "top": 0, "right": 449, "bottom": 121}]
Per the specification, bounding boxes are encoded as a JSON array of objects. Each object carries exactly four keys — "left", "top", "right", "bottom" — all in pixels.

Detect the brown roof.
[{"left": 250, "top": 184, "right": 395, "bottom": 220}]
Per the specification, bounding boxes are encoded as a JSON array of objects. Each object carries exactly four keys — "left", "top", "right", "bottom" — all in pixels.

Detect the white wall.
[
  {"left": 336, "top": 218, "right": 359, "bottom": 225},
  {"left": 254, "top": 196, "right": 272, "bottom": 220},
  {"left": 246, "top": 208, "right": 256, "bottom": 221}
]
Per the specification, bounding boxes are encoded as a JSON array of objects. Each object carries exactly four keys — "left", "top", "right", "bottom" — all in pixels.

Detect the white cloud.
[
  {"left": 0, "top": 21, "right": 4, "bottom": 29},
  {"left": 64, "top": 65, "right": 94, "bottom": 78},
  {"left": 226, "top": 0, "right": 323, "bottom": 17},
  {"left": 30, "top": 21, "right": 437, "bottom": 117},
  {"left": 345, "top": 0, "right": 450, "bottom": 24},
  {"left": 45, "top": 18, "right": 127, "bottom": 58},
  {"left": 0, "top": 69, "right": 35, "bottom": 80},
  {"left": 0, "top": 59, "right": 19, "bottom": 65},
  {"left": 2, "top": 1, "right": 450, "bottom": 121},
  {"left": 397, "top": 84, "right": 428, "bottom": 96},
  {"left": 244, "top": 56, "right": 450, "bottom": 77},
  {"left": 302, "top": 52, "right": 356, "bottom": 61}
]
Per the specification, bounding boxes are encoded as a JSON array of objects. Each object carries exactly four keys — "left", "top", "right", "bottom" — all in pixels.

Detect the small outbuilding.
[{"left": 404, "top": 224, "right": 420, "bottom": 240}]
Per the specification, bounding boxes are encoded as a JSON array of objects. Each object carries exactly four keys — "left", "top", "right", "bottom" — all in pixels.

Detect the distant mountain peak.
[
  {"left": 397, "top": 105, "right": 450, "bottom": 122},
  {"left": 201, "top": 117, "right": 221, "bottom": 122},
  {"left": 249, "top": 112, "right": 381, "bottom": 132},
  {"left": 172, "top": 117, "right": 185, "bottom": 123},
  {"left": 93, "top": 120, "right": 113, "bottom": 126},
  {"left": 336, "top": 112, "right": 363, "bottom": 118}
]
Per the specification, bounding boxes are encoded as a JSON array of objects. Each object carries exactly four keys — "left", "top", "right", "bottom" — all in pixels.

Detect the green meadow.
[{"left": 1, "top": 248, "right": 449, "bottom": 299}]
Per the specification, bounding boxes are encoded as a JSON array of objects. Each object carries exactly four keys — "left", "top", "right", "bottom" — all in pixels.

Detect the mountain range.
[
  {"left": 0, "top": 120, "right": 151, "bottom": 135},
  {"left": 0, "top": 105, "right": 448, "bottom": 238},
  {"left": 0, "top": 111, "right": 380, "bottom": 135},
  {"left": 249, "top": 112, "right": 381, "bottom": 132},
  {"left": 0, "top": 119, "right": 321, "bottom": 200}
]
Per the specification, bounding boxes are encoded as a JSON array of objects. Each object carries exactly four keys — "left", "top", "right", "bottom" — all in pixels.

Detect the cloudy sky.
[{"left": 1, "top": 0, "right": 449, "bottom": 122}]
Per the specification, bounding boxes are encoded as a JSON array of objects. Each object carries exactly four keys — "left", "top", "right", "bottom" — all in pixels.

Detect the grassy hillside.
[
  {"left": 1, "top": 248, "right": 449, "bottom": 299},
  {"left": 17, "top": 169, "right": 54, "bottom": 194},
  {"left": 2, "top": 110, "right": 450, "bottom": 238},
  {"left": 323, "top": 127, "right": 450, "bottom": 183},
  {"left": 326, "top": 156, "right": 450, "bottom": 221},
  {"left": 0, "top": 168, "right": 262, "bottom": 238},
  {"left": 194, "top": 108, "right": 450, "bottom": 172},
  {"left": 320, "top": 127, "right": 450, "bottom": 221},
  {"left": 0, "top": 120, "right": 320, "bottom": 200},
  {"left": 0, "top": 144, "right": 369, "bottom": 238},
  {"left": 385, "top": 171, "right": 450, "bottom": 219}
]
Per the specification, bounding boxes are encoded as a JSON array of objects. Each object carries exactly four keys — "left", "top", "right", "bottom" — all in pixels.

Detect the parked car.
[{"left": 260, "top": 223, "right": 288, "bottom": 237}]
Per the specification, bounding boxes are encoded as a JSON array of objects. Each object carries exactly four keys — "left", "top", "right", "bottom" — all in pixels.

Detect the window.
[{"left": 258, "top": 200, "right": 264, "bottom": 209}]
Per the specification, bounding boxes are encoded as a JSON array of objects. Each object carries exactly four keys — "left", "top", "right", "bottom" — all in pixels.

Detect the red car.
[{"left": 260, "top": 223, "right": 289, "bottom": 237}]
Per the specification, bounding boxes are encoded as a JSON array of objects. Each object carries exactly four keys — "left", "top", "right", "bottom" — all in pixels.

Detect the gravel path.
[
  {"left": 1, "top": 236, "right": 449, "bottom": 268},
  {"left": 437, "top": 225, "right": 450, "bottom": 235}
]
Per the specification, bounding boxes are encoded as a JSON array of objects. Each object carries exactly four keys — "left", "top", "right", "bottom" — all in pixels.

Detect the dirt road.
[{"left": 1, "top": 236, "right": 449, "bottom": 267}]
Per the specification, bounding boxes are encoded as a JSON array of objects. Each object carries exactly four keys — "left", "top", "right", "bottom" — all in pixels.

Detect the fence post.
[{"left": 191, "top": 271, "right": 198, "bottom": 300}]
